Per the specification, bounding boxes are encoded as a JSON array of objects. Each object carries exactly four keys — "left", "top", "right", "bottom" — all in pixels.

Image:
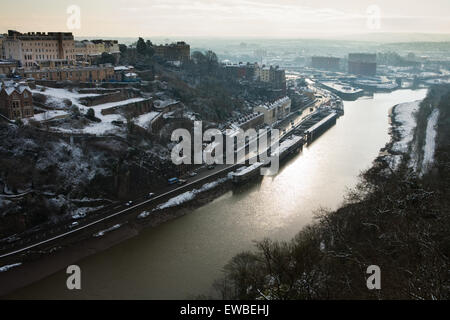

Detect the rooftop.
[
  {"left": 256, "top": 96, "right": 290, "bottom": 111},
  {"left": 0, "top": 81, "right": 31, "bottom": 96}
]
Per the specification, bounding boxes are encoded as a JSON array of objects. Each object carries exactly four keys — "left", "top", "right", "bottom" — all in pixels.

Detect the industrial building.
[
  {"left": 311, "top": 56, "right": 341, "bottom": 71},
  {"left": 348, "top": 53, "right": 377, "bottom": 77}
]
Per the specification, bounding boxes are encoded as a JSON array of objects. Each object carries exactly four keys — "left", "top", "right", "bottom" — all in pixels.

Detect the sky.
[{"left": 1, "top": 0, "right": 450, "bottom": 38}]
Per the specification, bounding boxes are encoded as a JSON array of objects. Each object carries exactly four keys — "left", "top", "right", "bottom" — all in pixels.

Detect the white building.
[
  {"left": 2, "top": 30, "right": 75, "bottom": 69},
  {"left": 254, "top": 97, "right": 291, "bottom": 125}
]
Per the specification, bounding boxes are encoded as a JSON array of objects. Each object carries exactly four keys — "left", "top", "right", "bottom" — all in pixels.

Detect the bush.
[
  {"left": 86, "top": 108, "right": 95, "bottom": 119},
  {"left": 63, "top": 99, "right": 73, "bottom": 108},
  {"left": 33, "top": 93, "right": 47, "bottom": 104},
  {"left": 85, "top": 108, "right": 101, "bottom": 122},
  {"left": 214, "top": 86, "right": 450, "bottom": 300},
  {"left": 70, "top": 106, "right": 80, "bottom": 117}
]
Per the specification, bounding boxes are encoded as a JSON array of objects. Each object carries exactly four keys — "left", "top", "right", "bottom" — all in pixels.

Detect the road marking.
[
  {"left": 0, "top": 164, "right": 239, "bottom": 259},
  {"left": 0, "top": 105, "right": 329, "bottom": 259}
]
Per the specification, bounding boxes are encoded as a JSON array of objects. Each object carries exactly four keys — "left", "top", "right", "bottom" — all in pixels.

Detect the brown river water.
[{"left": 8, "top": 89, "right": 427, "bottom": 299}]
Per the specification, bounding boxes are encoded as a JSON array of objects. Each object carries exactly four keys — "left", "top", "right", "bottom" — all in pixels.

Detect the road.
[
  {"left": 0, "top": 94, "right": 331, "bottom": 262},
  {"left": 0, "top": 163, "right": 239, "bottom": 260}
]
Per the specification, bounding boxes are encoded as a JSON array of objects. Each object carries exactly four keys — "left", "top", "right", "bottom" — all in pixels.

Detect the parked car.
[
  {"left": 178, "top": 179, "right": 187, "bottom": 185},
  {"left": 125, "top": 201, "right": 134, "bottom": 206},
  {"left": 207, "top": 165, "right": 216, "bottom": 170},
  {"left": 168, "top": 177, "right": 179, "bottom": 185},
  {"left": 189, "top": 172, "right": 198, "bottom": 177},
  {"left": 72, "top": 212, "right": 86, "bottom": 220},
  {"left": 70, "top": 222, "right": 79, "bottom": 229},
  {"left": 137, "top": 211, "right": 150, "bottom": 220},
  {"left": 147, "top": 193, "right": 155, "bottom": 199}
]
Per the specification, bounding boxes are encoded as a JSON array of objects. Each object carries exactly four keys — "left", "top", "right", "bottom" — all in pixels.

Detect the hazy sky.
[{"left": 1, "top": 0, "right": 450, "bottom": 38}]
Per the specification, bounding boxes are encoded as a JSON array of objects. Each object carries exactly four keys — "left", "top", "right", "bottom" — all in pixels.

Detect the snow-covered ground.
[
  {"left": 31, "top": 87, "right": 100, "bottom": 108},
  {"left": 153, "top": 176, "right": 230, "bottom": 211},
  {"left": 392, "top": 101, "right": 421, "bottom": 153},
  {"left": 31, "top": 110, "right": 69, "bottom": 122},
  {"left": 29, "top": 86, "right": 156, "bottom": 136},
  {"left": 138, "top": 211, "right": 151, "bottom": 219},
  {"left": 154, "top": 99, "right": 178, "bottom": 109},
  {"left": 386, "top": 101, "right": 421, "bottom": 170},
  {"left": 0, "top": 262, "right": 22, "bottom": 273},
  {"left": 135, "top": 111, "right": 160, "bottom": 129},
  {"left": 93, "top": 224, "right": 122, "bottom": 238},
  {"left": 386, "top": 100, "right": 440, "bottom": 173},
  {"left": 421, "top": 109, "right": 440, "bottom": 174}
]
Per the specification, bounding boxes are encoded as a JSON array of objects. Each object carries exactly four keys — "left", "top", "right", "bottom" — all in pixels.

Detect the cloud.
[{"left": 1, "top": 0, "right": 449, "bottom": 37}]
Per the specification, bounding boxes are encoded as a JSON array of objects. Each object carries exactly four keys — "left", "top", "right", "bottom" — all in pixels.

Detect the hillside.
[{"left": 213, "top": 85, "right": 450, "bottom": 300}]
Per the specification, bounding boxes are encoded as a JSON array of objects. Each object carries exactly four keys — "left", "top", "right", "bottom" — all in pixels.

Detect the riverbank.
[
  {"left": 1, "top": 150, "right": 302, "bottom": 296},
  {"left": 375, "top": 100, "right": 423, "bottom": 171},
  {"left": 4, "top": 89, "right": 429, "bottom": 300},
  {"left": 213, "top": 86, "right": 449, "bottom": 300},
  {"left": 0, "top": 176, "right": 235, "bottom": 297}
]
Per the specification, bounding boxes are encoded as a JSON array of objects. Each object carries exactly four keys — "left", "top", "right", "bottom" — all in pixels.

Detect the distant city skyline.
[{"left": 1, "top": 0, "right": 450, "bottom": 38}]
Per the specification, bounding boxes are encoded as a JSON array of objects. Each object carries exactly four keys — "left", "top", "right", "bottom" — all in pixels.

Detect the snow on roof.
[
  {"left": 0, "top": 82, "right": 31, "bottom": 96},
  {"left": 114, "top": 66, "right": 129, "bottom": 71},
  {"left": 255, "top": 96, "right": 290, "bottom": 111}
]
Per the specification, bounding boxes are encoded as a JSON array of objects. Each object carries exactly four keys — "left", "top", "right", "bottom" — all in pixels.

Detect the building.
[
  {"left": 311, "top": 56, "right": 341, "bottom": 71},
  {"left": 260, "top": 66, "right": 271, "bottom": 82},
  {"left": 0, "top": 34, "right": 5, "bottom": 59},
  {"left": 21, "top": 65, "right": 115, "bottom": 83},
  {"left": 0, "top": 60, "right": 18, "bottom": 76},
  {"left": 229, "top": 112, "right": 265, "bottom": 131},
  {"left": 271, "top": 67, "right": 286, "bottom": 90},
  {"left": 319, "top": 81, "right": 364, "bottom": 101},
  {"left": 254, "top": 96, "right": 291, "bottom": 125},
  {"left": 222, "top": 63, "right": 286, "bottom": 93},
  {"left": 257, "top": 65, "right": 286, "bottom": 90},
  {"left": 74, "top": 40, "right": 98, "bottom": 60},
  {"left": 2, "top": 30, "right": 75, "bottom": 69},
  {"left": 91, "top": 40, "right": 106, "bottom": 54},
  {"left": 154, "top": 42, "right": 190, "bottom": 63},
  {"left": 113, "top": 65, "right": 136, "bottom": 81},
  {"left": 224, "top": 62, "right": 259, "bottom": 81},
  {"left": 348, "top": 53, "right": 377, "bottom": 77},
  {"left": 0, "top": 81, "right": 34, "bottom": 120},
  {"left": 75, "top": 39, "right": 120, "bottom": 65}
]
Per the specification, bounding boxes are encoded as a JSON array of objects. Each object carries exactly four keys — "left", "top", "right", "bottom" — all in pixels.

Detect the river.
[{"left": 9, "top": 89, "right": 427, "bottom": 299}]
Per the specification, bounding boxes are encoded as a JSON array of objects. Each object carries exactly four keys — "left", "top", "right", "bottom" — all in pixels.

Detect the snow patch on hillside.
[
  {"left": 421, "top": 109, "right": 440, "bottom": 174},
  {"left": 392, "top": 100, "right": 421, "bottom": 153},
  {"left": 385, "top": 100, "right": 421, "bottom": 170},
  {"left": 0, "top": 263, "right": 22, "bottom": 273},
  {"left": 153, "top": 176, "right": 230, "bottom": 211}
]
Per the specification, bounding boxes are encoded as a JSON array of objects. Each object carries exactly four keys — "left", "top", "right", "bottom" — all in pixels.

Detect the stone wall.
[{"left": 100, "top": 98, "right": 153, "bottom": 117}]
